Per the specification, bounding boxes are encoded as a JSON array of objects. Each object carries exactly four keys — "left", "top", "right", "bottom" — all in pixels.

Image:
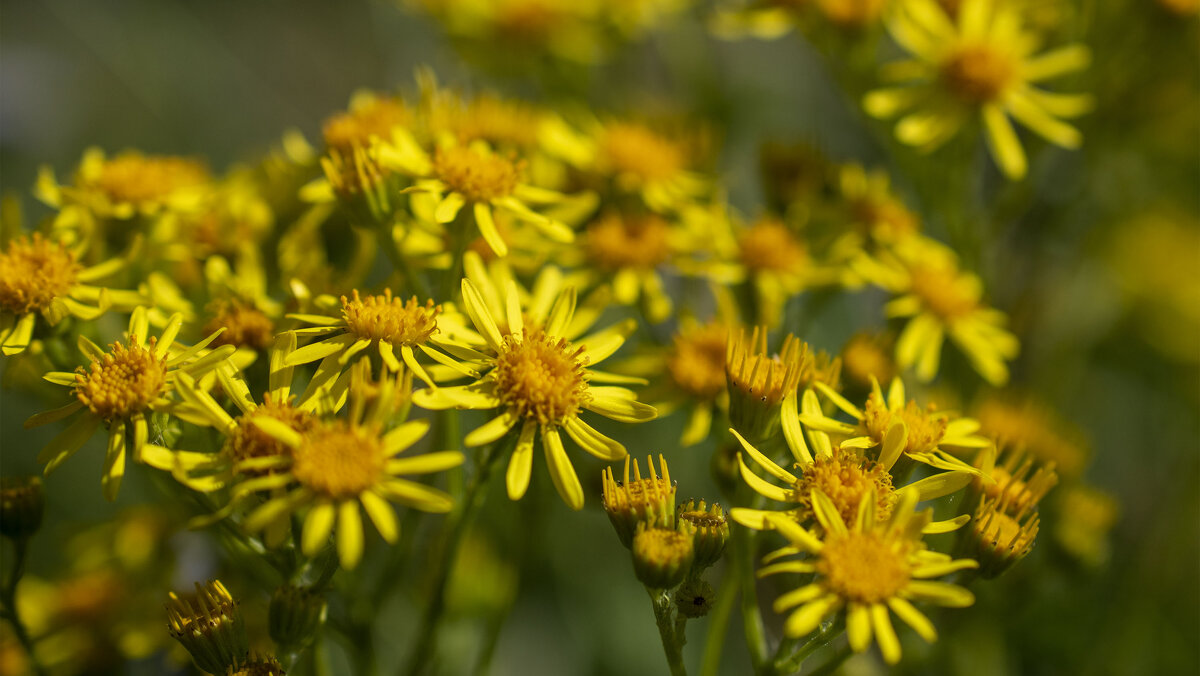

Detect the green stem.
[
  {"left": 647, "top": 588, "right": 688, "bottom": 676},
  {"left": 774, "top": 617, "right": 846, "bottom": 675},
  {"left": 402, "top": 435, "right": 510, "bottom": 676},
  {"left": 805, "top": 643, "right": 852, "bottom": 676},
  {"left": 734, "top": 521, "right": 769, "bottom": 673},
  {"left": 1, "top": 537, "right": 46, "bottom": 676},
  {"left": 699, "top": 567, "right": 737, "bottom": 676}
]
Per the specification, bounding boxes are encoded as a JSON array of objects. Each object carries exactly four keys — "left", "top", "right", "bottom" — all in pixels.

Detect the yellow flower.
[
  {"left": 237, "top": 368, "right": 464, "bottom": 569},
  {"left": 25, "top": 308, "right": 235, "bottom": 500},
  {"left": 973, "top": 395, "right": 1088, "bottom": 478},
  {"left": 1053, "top": 483, "right": 1118, "bottom": 567},
  {"left": 412, "top": 279, "right": 656, "bottom": 510},
  {"left": 36, "top": 148, "right": 210, "bottom": 226},
  {"left": 881, "top": 237, "right": 1019, "bottom": 385},
  {"left": 758, "top": 487, "right": 977, "bottom": 664},
  {"left": 321, "top": 91, "right": 413, "bottom": 155},
  {"left": 285, "top": 288, "right": 481, "bottom": 391},
  {"left": 571, "top": 210, "right": 678, "bottom": 322},
  {"left": 817, "top": 0, "right": 890, "bottom": 28},
  {"left": 840, "top": 332, "right": 897, "bottom": 392},
  {"left": 0, "top": 233, "right": 144, "bottom": 355},
  {"left": 864, "top": 0, "right": 1092, "bottom": 179},
  {"left": 800, "top": 376, "right": 989, "bottom": 478},
  {"left": 381, "top": 134, "right": 577, "bottom": 258}
]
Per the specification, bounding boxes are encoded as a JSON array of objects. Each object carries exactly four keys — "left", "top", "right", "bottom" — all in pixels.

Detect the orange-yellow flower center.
[
  {"left": 600, "top": 123, "right": 685, "bottom": 183},
  {"left": 666, "top": 322, "right": 728, "bottom": 400},
  {"left": 0, "top": 234, "right": 81, "bottom": 315},
  {"left": 586, "top": 213, "right": 672, "bottom": 270},
  {"left": 908, "top": 264, "right": 979, "bottom": 320},
  {"left": 862, "top": 393, "right": 947, "bottom": 454},
  {"left": 738, "top": 220, "right": 808, "bottom": 274},
  {"left": 492, "top": 329, "right": 589, "bottom": 425},
  {"left": 817, "top": 0, "right": 888, "bottom": 27},
  {"left": 795, "top": 449, "right": 895, "bottom": 525},
  {"left": 941, "top": 45, "right": 1016, "bottom": 104},
  {"left": 224, "top": 396, "right": 318, "bottom": 470},
  {"left": 850, "top": 196, "right": 919, "bottom": 241},
  {"left": 74, "top": 340, "right": 169, "bottom": 420},
  {"left": 817, "top": 531, "right": 912, "bottom": 603},
  {"left": 291, "top": 423, "right": 385, "bottom": 499},
  {"left": 433, "top": 146, "right": 520, "bottom": 203},
  {"left": 341, "top": 290, "right": 440, "bottom": 346},
  {"left": 322, "top": 97, "right": 410, "bottom": 152},
  {"left": 840, "top": 334, "right": 895, "bottom": 390},
  {"left": 204, "top": 300, "right": 275, "bottom": 351},
  {"left": 92, "top": 153, "right": 209, "bottom": 206}
]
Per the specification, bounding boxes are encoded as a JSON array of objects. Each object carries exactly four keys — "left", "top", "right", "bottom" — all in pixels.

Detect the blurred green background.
[{"left": 1, "top": 0, "right": 1196, "bottom": 674}]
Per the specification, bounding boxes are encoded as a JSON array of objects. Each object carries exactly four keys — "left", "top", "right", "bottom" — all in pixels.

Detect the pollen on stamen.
[
  {"left": 341, "top": 290, "right": 440, "bottom": 346},
  {"left": 0, "top": 233, "right": 81, "bottom": 315},
  {"left": 291, "top": 423, "right": 385, "bottom": 499},
  {"left": 492, "top": 329, "right": 589, "bottom": 426},
  {"left": 224, "top": 395, "right": 318, "bottom": 472},
  {"left": 433, "top": 146, "right": 521, "bottom": 203},
  {"left": 74, "top": 339, "right": 169, "bottom": 421},
  {"left": 795, "top": 448, "right": 895, "bottom": 526}
]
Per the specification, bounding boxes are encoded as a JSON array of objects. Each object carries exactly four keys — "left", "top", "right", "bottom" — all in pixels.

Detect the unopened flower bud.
[
  {"left": 675, "top": 579, "right": 716, "bottom": 618},
  {"left": 167, "top": 580, "right": 248, "bottom": 675},
  {"left": 602, "top": 455, "right": 675, "bottom": 549},
  {"left": 726, "top": 328, "right": 803, "bottom": 444},
  {"left": 269, "top": 584, "right": 326, "bottom": 651},
  {"left": 677, "top": 499, "right": 729, "bottom": 570},
  {"left": 632, "top": 524, "right": 694, "bottom": 590},
  {"left": 226, "top": 653, "right": 286, "bottom": 676}
]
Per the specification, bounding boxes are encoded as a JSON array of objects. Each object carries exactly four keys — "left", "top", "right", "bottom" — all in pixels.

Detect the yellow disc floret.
[
  {"left": 74, "top": 340, "right": 169, "bottom": 421},
  {"left": 940, "top": 45, "right": 1016, "bottom": 104},
  {"left": 862, "top": 393, "right": 947, "bottom": 454},
  {"left": 224, "top": 395, "right": 318, "bottom": 470},
  {"left": 738, "top": 219, "right": 808, "bottom": 274},
  {"left": 433, "top": 146, "right": 520, "bottom": 203},
  {"left": 205, "top": 300, "right": 275, "bottom": 351},
  {"left": 817, "top": 531, "right": 912, "bottom": 604},
  {"left": 92, "top": 152, "right": 209, "bottom": 205},
  {"left": 0, "top": 234, "right": 80, "bottom": 315},
  {"left": 795, "top": 449, "right": 895, "bottom": 526},
  {"left": 341, "top": 290, "right": 440, "bottom": 346},
  {"left": 492, "top": 329, "right": 589, "bottom": 425},
  {"left": 291, "top": 423, "right": 385, "bottom": 500},
  {"left": 586, "top": 213, "right": 672, "bottom": 270},
  {"left": 666, "top": 322, "right": 728, "bottom": 400},
  {"left": 600, "top": 123, "right": 684, "bottom": 182}
]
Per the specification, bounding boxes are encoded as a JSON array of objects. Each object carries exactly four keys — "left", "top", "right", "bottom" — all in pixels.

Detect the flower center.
[
  {"left": 204, "top": 300, "right": 275, "bottom": 351},
  {"left": 224, "top": 396, "right": 317, "bottom": 471},
  {"left": 341, "top": 290, "right": 440, "bottom": 345},
  {"left": 862, "top": 394, "right": 947, "bottom": 454},
  {"left": 74, "top": 340, "right": 169, "bottom": 420},
  {"left": 666, "top": 322, "right": 728, "bottom": 400},
  {"left": 433, "top": 146, "right": 520, "bottom": 203},
  {"left": 941, "top": 45, "right": 1016, "bottom": 104},
  {"left": 795, "top": 449, "right": 895, "bottom": 525},
  {"left": 840, "top": 334, "right": 895, "bottom": 389},
  {"left": 492, "top": 329, "right": 589, "bottom": 425},
  {"left": 586, "top": 213, "right": 672, "bottom": 270},
  {"left": 817, "top": 531, "right": 912, "bottom": 603},
  {"left": 908, "top": 264, "right": 978, "bottom": 320},
  {"left": 0, "top": 234, "right": 81, "bottom": 315},
  {"left": 291, "top": 423, "right": 385, "bottom": 499},
  {"left": 738, "top": 220, "right": 808, "bottom": 274},
  {"left": 93, "top": 153, "right": 208, "bottom": 205},
  {"left": 322, "top": 97, "right": 410, "bottom": 152},
  {"left": 817, "top": 0, "right": 889, "bottom": 26},
  {"left": 850, "top": 197, "right": 919, "bottom": 241},
  {"left": 601, "top": 124, "right": 685, "bottom": 182}
]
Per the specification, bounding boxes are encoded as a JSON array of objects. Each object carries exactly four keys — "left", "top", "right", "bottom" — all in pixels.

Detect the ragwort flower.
[{"left": 412, "top": 279, "right": 656, "bottom": 510}]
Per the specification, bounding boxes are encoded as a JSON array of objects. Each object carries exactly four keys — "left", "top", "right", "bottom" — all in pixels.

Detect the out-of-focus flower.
[
  {"left": 758, "top": 488, "right": 977, "bottom": 664},
  {"left": 413, "top": 279, "right": 655, "bottom": 510},
  {"left": 974, "top": 395, "right": 1088, "bottom": 478},
  {"left": 864, "top": 0, "right": 1092, "bottom": 179},
  {"left": 1053, "top": 484, "right": 1118, "bottom": 567}
]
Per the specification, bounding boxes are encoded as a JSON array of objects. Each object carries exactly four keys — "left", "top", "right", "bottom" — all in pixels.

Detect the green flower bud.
[
  {"left": 167, "top": 580, "right": 248, "bottom": 675},
  {"left": 675, "top": 579, "right": 716, "bottom": 619},
  {"left": 678, "top": 499, "right": 729, "bottom": 570},
  {"left": 269, "top": 584, "right": 326, "bottom": 651}
]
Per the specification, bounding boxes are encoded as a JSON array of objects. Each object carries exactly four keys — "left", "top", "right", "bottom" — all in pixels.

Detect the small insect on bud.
[{"left": 675, "top": 579, "right": 716, "bottom": 618}]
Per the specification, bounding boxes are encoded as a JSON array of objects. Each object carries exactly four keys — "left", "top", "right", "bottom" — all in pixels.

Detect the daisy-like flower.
[
  {"left": 25, "top": 308, "right": 235, "bottom": 500},
  {"left": 973, "top": 395, "right": 1087, "bottom": 478},
  {"left": 412, "top": 279, "right": 656, "bottom": 510},
  {"left": 828, "top": 165, "right": 921, "bottom": 282},
  {"left": 36, "top": 148, "right": 210, "bottom": 228},
  {"left": 285, "top": 288, "right": 481, "bottom": 395},
  {"left": 380, "top": 133, "right": 577, "bottom": 258},
  {"left": 863, "top": 0, "right": 1092, "bottom": 179},
  {"left": 729, "top": 417, "right": 974, "bottom": 535},
  {"left": 235, "top": 368, "right": 464, "bottom": 569},
  {"left": 758, "top": 487, "right": 978, "bottom": 664},
  {"left": 572, "top": 210, "right": 678, "bottom": 323},
  {"left": 881, "top": 238, "right": 1018, "bottom": 385},
  {"left": 800, "top": 376, "right": 989, "bottom": 479},
  {"left": 0, "top": 232, "right": 144, "bottom": 355},
  {"left": 590, "top": 120, "right": 709, "bottom": 213}
]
